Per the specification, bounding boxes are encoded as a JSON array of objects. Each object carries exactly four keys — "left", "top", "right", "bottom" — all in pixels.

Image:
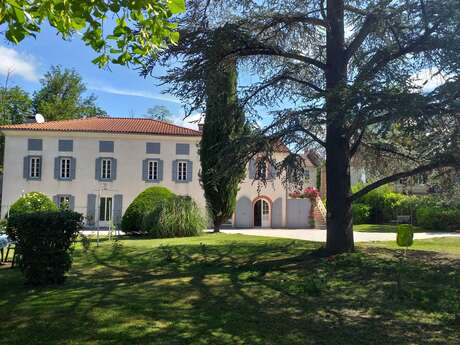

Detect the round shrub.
[
  {"left": 142, "top": 196, "right": 206, "bottom": 238},
  {"left": 352, "top": 203, "right": 371, "bottom": 225},
  {"left": 9, "top": 192, "right": 58, "bottom": 217},
  {"left": 121, "top": 186, "right": 175, "bottom": 234}
]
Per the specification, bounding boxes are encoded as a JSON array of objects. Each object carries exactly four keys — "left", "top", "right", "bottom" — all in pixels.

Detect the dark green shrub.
[
  {"left": 397, "top": 224, "right": 414, "bottom": 247},
  {"left": 142, "top": 196, "right": 206, "bottom": 238},
  {"left": 121, "top": 186, "right": 175, "bottom": 234},
  {"left": 352, "top": 203, "right": 371, "bottom": 224},
  {"left": 9, "top": 192, "right": 57, "bottom": 217},
  {"left": 6, "top": 211, "right": 83, "bottom": 285},
  {"left": 416, "top": 207, "right": 460, "bottom": 231}
]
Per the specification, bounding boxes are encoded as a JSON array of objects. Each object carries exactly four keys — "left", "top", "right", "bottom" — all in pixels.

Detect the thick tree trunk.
[{"left": 324, "top": 0, "right": 354, "bottom": 253}]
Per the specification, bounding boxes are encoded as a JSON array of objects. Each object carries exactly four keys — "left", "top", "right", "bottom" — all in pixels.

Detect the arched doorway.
[{"left": 254, "top": 198, "right": 271, "bottom": 228}]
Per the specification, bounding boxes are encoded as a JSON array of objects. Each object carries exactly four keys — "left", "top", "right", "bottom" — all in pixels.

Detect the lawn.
[
  {"left": 354, "top": 224, "right": 425, "bottom": 233},
  {"left": 1, "top": 234, "right": 459, "bottom": 345},
  {"left": 363, "top": 237, "right": 460, "bottom": 256}
]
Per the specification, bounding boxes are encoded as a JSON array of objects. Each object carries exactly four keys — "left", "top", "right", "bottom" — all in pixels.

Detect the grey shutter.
[
  {"left": 53, "top": 195, "right": 59, "bottom": 207},
  {"left": 268, "top": 163, "right": 276, "bottom": 180},
  {"left": 59, "top": 140, "right": 73, "bottom": 152},
  {"left": 158, "top": 159, "right": 164, "bottom": 181},
  {"left": 248, "top": 159, "right": 256, "bottom": 178},
  {"left": 70, "top": 157, "right": 76, "bottom": 180},
  {"left": 86, "top": 194, "right": 96, "bottom": 226},
  {"left": 99, "top": 141, "right": 114, "bottom": 152},
  {"left": 69, "top": 195, "right": 75, "bottom": 211},
  {"left": 111, "top": 158, "right": 117, "bottom": 180},
  {"left": 28, "top": 139, "right": 42, "bottom": 151},
  {"left": 172, "top": 160, "right": 178, "bottom": 181},
  {"left": 187, "top": 160, "right": 193, "bottom": 182},
  {"left": 37, "top": 155, "right": 42, "bottom": 180},
  {"left": 23, "top": 156, "right": 29, "bottom": 179},
  {"left": 146, "top": 142, "right": 160, "bottom": 154},
  {"left": 113, "top": 194, "right": 123, "bottom": 226},
  {"left": 95, "top": 158, "right": 101, "bottom": 180},
  {"left": 54, "top": 157, "right": 60, "bottom": 180},
  {"left": 176, "top": 143, "right": 190, "bottom": 155},
  {"left": 142, "top": 159, "right": 148, "bottom": 181}
]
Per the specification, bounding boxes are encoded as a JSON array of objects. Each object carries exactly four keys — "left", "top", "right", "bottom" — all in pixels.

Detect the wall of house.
[{"left": 1, "top": 131, "right": 205, "bottom": 221}]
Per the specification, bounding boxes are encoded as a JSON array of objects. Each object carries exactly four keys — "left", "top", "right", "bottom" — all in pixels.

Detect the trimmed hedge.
[
  {"left": 7, "top": 211, "right": 83, "bottom": 285},
  {"left": 121, "top": 186, "right": 175, "bottom": 234},
  {"left": 352, "top": 203, "right": 371, "bottom": 225},
  {"left": 416, "top": 207, "right": 460, "bottom": 231},
  {"left": 9, "top": 192, "right": 57, "bottom": 217},
  {"left": 142, "top": 196, "right": 206, "bottom": 238}
]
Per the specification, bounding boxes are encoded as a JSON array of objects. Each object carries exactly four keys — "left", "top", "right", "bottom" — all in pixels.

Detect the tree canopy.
[
  {"left": 0, "top": 0, "right": 185, "bottom": 67},
  {"left": 143, "top": 0, "right": 460, "bottom": 253},
  {"left": 33, "top": 65, "right": 107, "bottom": 120}
]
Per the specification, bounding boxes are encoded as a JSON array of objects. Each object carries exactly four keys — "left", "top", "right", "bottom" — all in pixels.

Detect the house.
[{"left": 0, "top": 117, "right": 318, "bottom": 229}]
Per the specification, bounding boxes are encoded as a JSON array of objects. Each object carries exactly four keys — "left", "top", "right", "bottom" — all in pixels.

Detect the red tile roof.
[{"left": 0, "top": 117, "right": 201, "bottom": 137}]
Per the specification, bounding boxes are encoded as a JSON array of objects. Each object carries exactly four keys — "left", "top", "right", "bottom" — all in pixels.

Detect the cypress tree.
[{"left": 201, "top": 26, "right": 248, "bottom": 233}]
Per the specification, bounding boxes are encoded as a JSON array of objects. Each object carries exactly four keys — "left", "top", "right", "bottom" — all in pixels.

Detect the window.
[
  {"left": 255, "top": 160, "right": 267, "bottom": 180},
  {"left": 60, "top": 158, "right": 71, "bottom": 179},
  {"left": 29, "top": 156, "right": 41, "bottom": 178},
  {"left": 304, "top": 170, "right": 310, "bottom": 184},
  {"left": 101, "top": 159, "right": 112, "bottom": 180},
  {"left": 177, "top": 161, "right": 188, "bottom": 181},
  {"left": 59, "top": 195, "right": 71, "bottom": 209},
  {"left": 148, "top": 160, "right": 159, "bottom": 180}
]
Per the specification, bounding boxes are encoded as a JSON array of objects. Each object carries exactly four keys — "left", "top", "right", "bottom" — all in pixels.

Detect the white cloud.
[
  {"left": 170, "top": 112, "right": 203, "bottom": 130},
  {"left": 0, "top": 46, "right": 39, "bottom": 82},
  {"left": 89, "top": 84, "right": 182, "bottom": 104},
  {"left": 411, "top": 68, "right": 449, "bottom": 92}
]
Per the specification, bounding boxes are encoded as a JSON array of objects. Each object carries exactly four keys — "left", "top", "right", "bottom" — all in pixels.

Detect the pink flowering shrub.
[{"left": 289, "top": 187, "right": 320, "bottom": 200}]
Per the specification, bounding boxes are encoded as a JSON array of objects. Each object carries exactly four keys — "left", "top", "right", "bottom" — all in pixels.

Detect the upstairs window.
[
  {"left": 60, "top": 158, "right": 71, "bottom": 179},
  {"left": 148, "top": 160, "right": 159, "bottom": 181},
  {"left": 29, "top": 157, "right": 41, "bottom": 179},
  {"left": 101, "top": 159, "right": 112, "bottom": 180},
  {"left": 255, "top": 160, "right": 267, "bottom": 180},
  {"left": 177, "top": 161, "right": 187, "bottom": 181}
]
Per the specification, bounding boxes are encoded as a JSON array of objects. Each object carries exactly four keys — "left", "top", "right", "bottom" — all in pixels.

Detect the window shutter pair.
[
  {"left": 95, "top": 157, "right": 117, "bottom": 181},
  {"left": 54, "top": 157, "right": 76, "bottom": 180},
  {"left": 23, "top": 155, "right": 42, "bottom": 180},
  {"left": 142, "top": 159, "right": 163, "bottom": 182},
  {"left": 172, "top": 160, "right": 193, "bottom": 182},
  {"left": 248, "top": 159, "right": 276, "bottom": 180}
]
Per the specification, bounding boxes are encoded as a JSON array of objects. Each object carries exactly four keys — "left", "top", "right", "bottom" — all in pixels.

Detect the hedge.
[
  {"left": 9, "top": 192, "right": 57, "bottom": 217},
  {"left": 142, "top": 196, "right": 206, "bottom": 238},
  {"left": 352, "top": 203, "right": 371, "bottom": 225},
  {"left": 7, "top": 211, "right": 83, "bottom": 285},
  {"left": 416, "top": 207, "right": 460, "bottom": 231},
  {"left": 121, "top": 186, "right": 175, "bottom": 234}
]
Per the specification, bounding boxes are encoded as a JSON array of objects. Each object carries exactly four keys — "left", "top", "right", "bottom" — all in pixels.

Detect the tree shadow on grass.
[{"left": 0, "top": 237, "right": 459, "bottom": 345}]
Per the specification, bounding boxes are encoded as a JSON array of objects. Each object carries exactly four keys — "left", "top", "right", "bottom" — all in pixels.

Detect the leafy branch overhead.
[{"left": 0, "top": 0, "right": 185, "bottom": 67}]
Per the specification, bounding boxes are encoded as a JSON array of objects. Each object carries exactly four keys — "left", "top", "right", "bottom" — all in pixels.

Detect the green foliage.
[
  {"left": 200, "top": 26, "right": 250, "bottom": 231},
  {"left": 142, "top": 196, "right": 206, "bottom": 238},
  {"left": 121, "top": 186, "right": 175, "bottom": 234},
  {"left": 352, "top": 203, "right": 371, "bottom": 225},
  {"left": 33, "top": 65, "right": 106, "bottom": 121},
  {"left": 9, "top": 192, "right": 58, "bottom": 217},
  {"left": 353, "top": 184, "right": 403, "bottom": 223},
  {"left": 416, "top": 207, "right": 460, "bottom": 231},
  {"left": 397, "top": 225, "right": 414, "bottom": 247},
  {"left": 0, "top": 86, "right": 32, "bottom": 125},
  {"left": 0, "top": 0, "right": 184, "bottom": 67},
  {"left": 6, "top": 211, "right": 83, "bottom": 285},
  {"left": 145, "top": 105, "right": 173, "bottom": 122}
]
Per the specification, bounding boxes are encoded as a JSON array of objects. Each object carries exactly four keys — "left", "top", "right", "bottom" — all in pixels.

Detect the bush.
[
  {"left": 416, "top": 207, "right": 460, "bottom": 231},
  {"left": 352, "top": 203, "right": 371, "bottom": 224},
  {"left": 142, "top": 196, "right": 206, "bottom": 238},
  {"left": 6, "top": 211, "right": 83, "bottom": 285},
  {"left": 9, "top": 192, "right": 57, "bottom": 217},
  {"left": 121, "top": 186, "right": 175, "bottom": 234}
]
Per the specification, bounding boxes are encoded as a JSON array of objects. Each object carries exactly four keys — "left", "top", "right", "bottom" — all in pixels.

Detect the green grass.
[
  {"left": 354, "top": 224, "right": 426, "bottom": 233},
  {"left": 364, "top": 237, "right": 460, "bottom": 256},
  {"left": 1, "top": 234, "right": 459, "bottom": 345}
]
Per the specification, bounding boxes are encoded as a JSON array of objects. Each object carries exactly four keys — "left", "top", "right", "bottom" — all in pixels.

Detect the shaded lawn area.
[
  {"left": 1, "top": 234, "right": 459, "bottom": 345},
  {"left": 354, "top": 224, "right": 426, "bottom": 233},
  {"left": 363, "top": 237, "right": 460, "bottom": 256}
]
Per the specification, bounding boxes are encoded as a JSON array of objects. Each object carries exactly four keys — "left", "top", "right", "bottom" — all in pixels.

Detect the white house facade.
[{"left": 0, "top": 117, "right": 317, "bottom": 229}]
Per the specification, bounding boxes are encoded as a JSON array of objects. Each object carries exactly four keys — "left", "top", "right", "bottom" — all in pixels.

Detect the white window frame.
[
  {"left": 29, "top": 156, "right": 41, "bottom": 179},
  {"left": 147, "top": 160, "right": 159, "bottom": 181},
  {"left": 177, "top": 161, "right": 188, "bottom": 181},
  {"left": 101, "top": 158, "right": 112, "bottom": 180},
  {"left": 59, "top": 195, "right": 71, "bottom": 209},
  {"left": 60, "top": 158, "right": 71, "bottom": 179}
]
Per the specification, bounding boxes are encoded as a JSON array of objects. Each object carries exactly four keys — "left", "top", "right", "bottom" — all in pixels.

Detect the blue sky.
[{"left": 0, "top": 25, "right": 197, "bottom": 127}]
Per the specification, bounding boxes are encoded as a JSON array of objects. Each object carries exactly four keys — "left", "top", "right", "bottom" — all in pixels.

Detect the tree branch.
[
  {"left": 351, "top": 157, "right": 455, "bottom": 201},
  {"left": 345, "top": 13, "right": 379, "bottom": 62}
]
